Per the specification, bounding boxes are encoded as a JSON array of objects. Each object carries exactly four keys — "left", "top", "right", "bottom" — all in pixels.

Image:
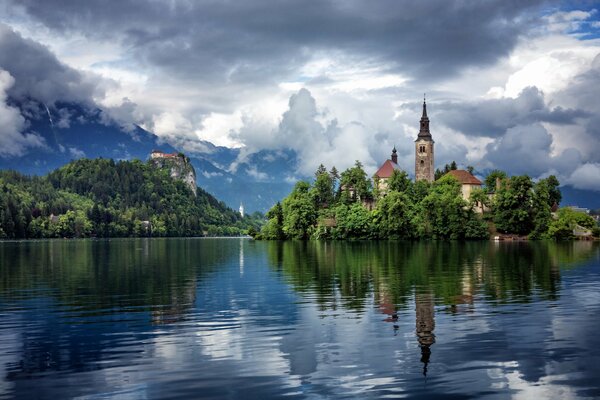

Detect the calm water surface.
[{"left": 0, "top": 239, "right": 599, "bottom": 399}]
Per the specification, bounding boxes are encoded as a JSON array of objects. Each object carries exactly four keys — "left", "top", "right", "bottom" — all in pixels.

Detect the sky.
[{"left": 0, "top": 0, "right": 599, "bottom": 190}]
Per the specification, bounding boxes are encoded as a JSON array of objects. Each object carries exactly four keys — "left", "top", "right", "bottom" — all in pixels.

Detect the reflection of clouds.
[{"left": 504, "top": 364, "right": 577, "bottom": 400}]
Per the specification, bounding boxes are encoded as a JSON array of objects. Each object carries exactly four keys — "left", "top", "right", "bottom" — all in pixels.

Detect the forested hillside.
[{"left": 0, "top": 158, "right": 262, "bottom": 238}]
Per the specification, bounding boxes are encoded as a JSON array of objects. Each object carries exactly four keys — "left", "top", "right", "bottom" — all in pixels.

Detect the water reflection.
[
  {"left": 0, "top": 239, "right": 598, "bottom": 399},
  {"left": 266, "top": 240, "right": 599, "bottom": 385},
  {"left": 415, "top": 291, "right": 435, "bottom": 377}
]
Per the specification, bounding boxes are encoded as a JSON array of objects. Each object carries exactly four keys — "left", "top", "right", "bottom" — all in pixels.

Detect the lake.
[{"left": 0, "top": 239, "right": 599, "bottom": 399}]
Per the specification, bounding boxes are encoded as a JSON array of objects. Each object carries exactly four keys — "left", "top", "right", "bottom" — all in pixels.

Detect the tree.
[
  {"left": 312, "top": 166, "right": 334, "bottom": 208},
  {"left": 387, "top": 169, "right": 411, "bottom": 193},
  {"left": 419, "top": 175, "right": 488, "bottom": 239},
  {"left": 339, "top": 160, "right": 372, "bottom": 203},
  {"left": 536, "top": 175, "right": 561, "bottom": 208},
  {"left": 314, "top": 164, "right": 327, "bottom": 178},
  {"left": 469, "top": 188, "right": 490, "bottom": 211},
  {"left": 529, "top": 181, "right": 552, "bottom": 239},
  {"left": 484, "top": 170, "right": 507, "bottom": 193},
  {"left": 374, "top": 191, "right": 415, "bottom": 239},
  {"left": 263, "top": 202, "right": 285, "bottom": 239},
  {"left": 546, "top": 208, "right": 593, "bottom": 240},
  {"left": 282, "top": 182, "right": 317, "bottom": 239},
  {"left": 493, "top": 175, "right": 534, "bottom": 235}
]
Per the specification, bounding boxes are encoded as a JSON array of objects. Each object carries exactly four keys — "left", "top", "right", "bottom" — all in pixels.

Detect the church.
[{"left": 374, "top": 98, "right": 482, "bottom": 201}]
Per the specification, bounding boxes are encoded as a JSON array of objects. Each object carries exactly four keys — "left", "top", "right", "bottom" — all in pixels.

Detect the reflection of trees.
[
  {"left": 269, "top": 240, "right": 598, "bottom": 377},
  {"left": 268, "top": 241, "right": 598, "bottom": 313},
  {"left": 0, "top": 239, "right": 230, "bottom": 315},
  {"left": 0, "top": 238, "right": 236, "bottom": 378}
]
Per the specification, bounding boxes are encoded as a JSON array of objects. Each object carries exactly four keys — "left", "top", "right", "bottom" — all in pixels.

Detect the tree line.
[
  {"left": 251, "top": 161, "right": 598, "bottom": 240},
  {"left": 0, "top": 158, "right": 262, "bottom": 239}
]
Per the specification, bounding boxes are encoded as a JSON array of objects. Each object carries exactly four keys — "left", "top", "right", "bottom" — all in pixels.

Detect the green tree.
[
  {"left": 339, "top": 161, "right": 372, "bottom": 203},
  {"left": 312, "top": 165, "right": 335, "bottom": 208},
  {"left": 484, "top": 170, "right": 507, "bottom": 193},
  {"left": 374, "top": 191, "right": 415, "bottom": 239},
  {"left": 263, "top": 202, "right": 285, "bottom": 239},
  {"left": 387, "top": 169, "right": 411, "bottom": 193},
  {"left": 529, "top": 181, "right": 552, "bottom": 239},
  {"left": 493, "top": 175, "right": 534, "bottom": 235},
  {"left": 282, "top": 182, "right": 317, "bottom": 239}
]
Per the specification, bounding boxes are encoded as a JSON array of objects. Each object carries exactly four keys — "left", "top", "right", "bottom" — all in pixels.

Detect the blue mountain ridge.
[
  {"left": 1, "top": 100, "right": 296, "bottom": 212},
  {"left": 3, "top": 100, "right": 597, "bottom": 211}
]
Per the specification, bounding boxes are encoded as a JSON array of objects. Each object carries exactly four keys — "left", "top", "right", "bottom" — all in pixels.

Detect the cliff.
[{"left": 150, "top": 152, "right": 197, "bottom": 195}]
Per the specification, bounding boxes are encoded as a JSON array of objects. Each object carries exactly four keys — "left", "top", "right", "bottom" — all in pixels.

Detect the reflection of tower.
[
  {"left": 239, "top": 202, "right": 245, "bottom": 218},
  {"left": 415, "top": 292, "right": 435, "bottom": 376}
]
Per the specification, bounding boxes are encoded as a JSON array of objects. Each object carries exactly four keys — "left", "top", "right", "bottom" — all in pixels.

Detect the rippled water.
[{"left": 0, "top": 239, "right": 599, "bottom": 399}]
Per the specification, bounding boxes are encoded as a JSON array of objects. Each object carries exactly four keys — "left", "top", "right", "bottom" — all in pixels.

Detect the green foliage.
[
  {"left": 339, "top": 160, "right": 372, "bottom": 203},
  {"left": 493, "top": 175, "right": 534, "bottom": 235},
  {"left": 529, "top": 180, "right": 552, "bottom": 239},
  {"left": 312, "top": 165, "right": 335, "bottom": 208},
  {"left": 332, "top": 203, "right": 373, "bottom": 239},
  {"left": 0, "top": 158, "right": 261, "bottom": 238},
  {"left": 387, "top": 169, "right": 411, "bottom": 193},
  {"left": 282, "top": 182, "right": 317, "bottom": 239},
  {"left": 536, "top": 175, "right": 561, "bottom": 207},
  {"left": 546, "top": 207, "right": 595, "bottom": 240},
  {"left": 419, "top": 176, "right": 487, "bottom": 239},
  {"left": 434, "top": 161, "right": 458, "bottom": 180},
  {"left": 257, "top": 161, "right": 566, "bottom": 241},
  {"left": 373, "top": 191, "right": 415, "bottom": 239},
  {"left": 484, "top": 170, "right": 507, "bottom": 193},
  {"left": 262, "top": 202, "right": 285, "bottom": 240}
]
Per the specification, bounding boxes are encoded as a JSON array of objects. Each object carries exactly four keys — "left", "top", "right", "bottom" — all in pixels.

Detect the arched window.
[{"left": 420, "top": 160, "right": 424, "bottom": 166}]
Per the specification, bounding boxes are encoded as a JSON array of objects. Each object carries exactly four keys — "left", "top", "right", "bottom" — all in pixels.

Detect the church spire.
[
  {"left": 391, "top": 146, "right": 398, "bottom": 164},
  {"left": 418, "top": 94, "right": 432, "bottom": 140}
]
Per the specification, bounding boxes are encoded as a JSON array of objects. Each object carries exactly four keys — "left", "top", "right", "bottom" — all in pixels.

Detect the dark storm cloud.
[
  {"left": 0, "top": 24, "right": 102, "bottom": 105},
  {"left": 7, "top": 0, "right": 546, "bottom": 83},
  {"left": 485, "top": 123, "right": 582, "bottom": 178},
  {"left": 439, "top": 87, "right": 588, "bottom": 138}
]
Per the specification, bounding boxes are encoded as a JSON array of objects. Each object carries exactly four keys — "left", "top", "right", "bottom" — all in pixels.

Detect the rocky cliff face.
[{"left": 150, "top": 153, "right": 197, "bottom": 195}]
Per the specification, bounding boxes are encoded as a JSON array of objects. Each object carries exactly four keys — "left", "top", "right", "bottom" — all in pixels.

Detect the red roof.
[
  {"left": 374, "top": 159, "right": 401, "bottom": 179},
  {"left": 445, "top": 170, "right": 483, "bottom": 185}
]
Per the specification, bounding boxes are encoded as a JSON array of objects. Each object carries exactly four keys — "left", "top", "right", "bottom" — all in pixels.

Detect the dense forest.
[
  {"left": 0, "top": 158, "right": 263, "bottom": 239},
  {"left": 252, "top": 161, "right": 599, "bottom": 241}
]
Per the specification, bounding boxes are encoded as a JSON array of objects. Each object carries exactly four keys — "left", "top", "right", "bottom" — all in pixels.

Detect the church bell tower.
[{"left": 415, "top": 96, "right": 434, "bottom": 182}]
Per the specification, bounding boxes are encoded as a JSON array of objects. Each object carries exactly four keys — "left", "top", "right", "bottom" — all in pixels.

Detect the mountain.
[
  {"left": 0, "top": 157, "right": 262, "bottom": 239},
  {"left": 2, "top": 99, "right": 296, "bottom": 212},
  {"left": 3, "top": 99, "right": 597, "bottom": 213}
]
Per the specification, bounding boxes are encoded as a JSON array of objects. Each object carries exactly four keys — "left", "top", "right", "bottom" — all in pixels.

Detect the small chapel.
[{"left": 374, "top": 97, "right": 482, "bottom": 202}]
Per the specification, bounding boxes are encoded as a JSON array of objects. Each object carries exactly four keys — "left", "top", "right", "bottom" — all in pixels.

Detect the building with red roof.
[
  {"left": 445, "top": 169, "right": 483, "bottom": 206},
  {"left": 374, "top": 147, "right": 402, "bottom": 193}
]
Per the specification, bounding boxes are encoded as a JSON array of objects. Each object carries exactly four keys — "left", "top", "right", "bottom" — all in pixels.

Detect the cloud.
[
  {"left": 440, "top": 87, "right": 587, "bottom": 138},
  {"left": 484, "top": 123, "right": 582, "bottom": 179},
  {"left": 1, "top": 2, "right": 600, "bottom": 194},
  {"left": 6, "top": 0, "right": 546, "bottom": 83},
  {"left": 0, "top": 23, "right": 103, "bottom": 106},
  {"left": 565, "top": 163, "right": 600, "bottom": 191},
  {"left": 0, "top": 70, "right": 46, "bottom": 157}
]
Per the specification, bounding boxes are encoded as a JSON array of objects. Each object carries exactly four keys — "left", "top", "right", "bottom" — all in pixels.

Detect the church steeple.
[
  {"left": 391, "top": 146, "right": 398, "bottom": 164},
  {"left": 415, "top": 94, "right": 435, "bottom": 182},
  {"left": 418, "top": 94, "right": 432, "bottom": 140}
]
